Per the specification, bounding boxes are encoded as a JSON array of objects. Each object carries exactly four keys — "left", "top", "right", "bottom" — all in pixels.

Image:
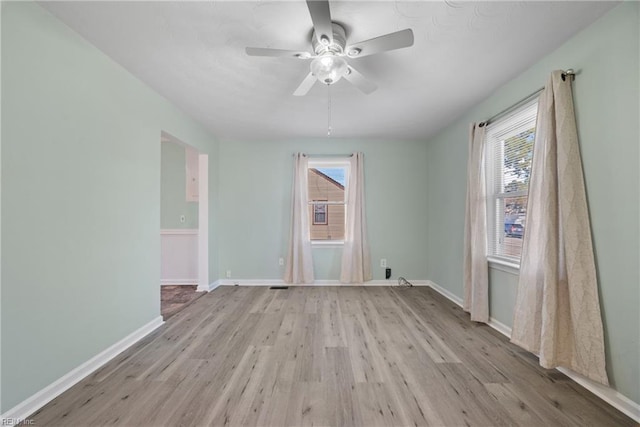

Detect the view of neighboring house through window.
[
  {"left": 307, "top": 161, "right": 348, "bottom": 241},
  {"left": 485, "top": 99, "right": 537, "bottom": 264}
]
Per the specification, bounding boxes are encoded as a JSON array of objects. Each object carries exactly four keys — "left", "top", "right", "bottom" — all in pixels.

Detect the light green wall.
[
  {"left": 1, "top": 2, "right": 218, "bottom": 412},
  {"left": 218, "top": 139, "right": 428, "bottom": 281},
  {"left": 425, "top": 2, "right": 639, "bottom": 404},
  {"left": 161, "top": 141, "right": 199, "bottom": 229}
]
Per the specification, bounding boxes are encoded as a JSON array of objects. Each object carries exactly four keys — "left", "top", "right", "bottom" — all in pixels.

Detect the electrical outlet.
[
  {"left": 226, "top": 270, "right": 231, "bottom": 278},
  {"left": 179, "top": 215, "right": 186, "bottom": 223},
  {"left": 380, "top": 259, "right": 387, "bottom": 268},
  {"left": 279, "top": 257, "right": 284, "bottom": 266}
]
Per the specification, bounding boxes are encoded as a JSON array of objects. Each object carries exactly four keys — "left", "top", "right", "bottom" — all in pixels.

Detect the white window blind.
[{"left": 485, "top": 99, "right": 538, "bottom": 263}]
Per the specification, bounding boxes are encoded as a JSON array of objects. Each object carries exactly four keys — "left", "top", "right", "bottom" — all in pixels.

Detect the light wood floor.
[{"left": 30, "top": 286, "right": 634, "bottom": 426}]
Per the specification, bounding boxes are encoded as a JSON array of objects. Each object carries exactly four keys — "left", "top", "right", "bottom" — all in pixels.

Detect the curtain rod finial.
[{"left": 562, "top": 69, "right": 576, "bottom": 81}]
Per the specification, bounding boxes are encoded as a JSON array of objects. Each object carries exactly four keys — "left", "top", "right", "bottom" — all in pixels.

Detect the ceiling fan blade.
[
  {"left": 344, "top": 66, "right": 377, "bottom": 94},
  {"left": 306, "top": 0, "right": 333, "bottom": 45},
  {"left": 293, "top": 72, "right": 317, "bottom": 96},
  {"left": 245, "top": 47, "right": 313, "bottom": 59},
  {"left": 346, "top": 28, "right": 414, "bottom": 58}
]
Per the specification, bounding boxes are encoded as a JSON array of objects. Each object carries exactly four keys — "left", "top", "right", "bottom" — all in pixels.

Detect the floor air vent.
[{"left": 269, "top": 286, "right": 289, "bottom": 290}]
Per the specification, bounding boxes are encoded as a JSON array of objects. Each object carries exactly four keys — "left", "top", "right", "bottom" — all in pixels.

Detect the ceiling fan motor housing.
[{"left": 312, "top": 23, "right": 347, "bottom": 55}]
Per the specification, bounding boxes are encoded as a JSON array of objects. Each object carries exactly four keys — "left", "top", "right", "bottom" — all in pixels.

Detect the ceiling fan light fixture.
[
  {"left": 310, "top": 54, "right": 348, "bottom": 85},
  {"left": 245, "top": 2, "right": 413, "bottom": 96}
]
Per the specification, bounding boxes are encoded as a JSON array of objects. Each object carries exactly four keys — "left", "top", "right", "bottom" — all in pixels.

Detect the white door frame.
[{"left": 197, "top": 154, "right": 209, "bottom": 291}]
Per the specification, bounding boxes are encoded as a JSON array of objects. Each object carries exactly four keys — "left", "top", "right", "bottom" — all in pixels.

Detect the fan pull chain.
[{"left": 327, "top": 84, "right": 332, "bottom": 137}]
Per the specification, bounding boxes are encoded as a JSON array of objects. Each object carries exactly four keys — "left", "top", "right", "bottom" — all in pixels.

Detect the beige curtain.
[
  {"left": 463, "top": 124, "right": 489, "bottom": 323},
  {"left": 340, "top": 152, "right": 372, "bottom": 283},
  {"left": 511, "top": 71, "right": 608, "bottom": 385},
  {"left": 284, "top": 153, "right": 314, "bottom": 284}
]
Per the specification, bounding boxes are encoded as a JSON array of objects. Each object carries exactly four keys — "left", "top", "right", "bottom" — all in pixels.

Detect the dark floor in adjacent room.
[{"left": 160, "top": 284, "right": 204, "bottom": 320}]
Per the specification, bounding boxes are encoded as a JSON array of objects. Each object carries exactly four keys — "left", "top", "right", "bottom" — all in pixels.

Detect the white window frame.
[
  {"left": 485, "top": 99, "right": 538, "bottom": 271},
  {"left": 307, "top": 158, "right": 350, "bottom": 247}
]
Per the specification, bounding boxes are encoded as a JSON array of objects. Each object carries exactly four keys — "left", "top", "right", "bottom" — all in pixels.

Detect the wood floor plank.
[
  {"left": 355, "top": 382, "right": 406, "bottom": 427},
  {"left": 282, "top": 381, "right": 326, "bottom": 427},
  {"left": 321, "top": 287, "right": 348, "bottom": 347},
  {"left": 395, "top": 288, "right": 512, "bottom": 384},
  {"left": 303, "top": 286, "right": 322, "bottom": 314},
  {"left": 388, "top": 288, "right": 462, "bottom": 363},
  {"left": 343, "top": 313, "right": 385, "bottom": 383},
  {"left": 322, "top": 346, "right": 362, "bottom": 427},
  {"left": 253, "top": 384, "right": 291, "bottom": 427},
  {"left": 483, "top": 383, "right": 551, "bottom": 426},
  {"left": 357, "top": 289, "right": 447, "bottom": 425},
  {"left": 239, "top": 350, "right": 293, "bottom": 427},
  {"left": 28, "top": 286, "right": 636, "bottom": 427},
  {"left": 292, "top": 314, "right": 323, "bottom": 382},
  {"left": 248, "top": 313, "right": 285, "bottom": 346},
  {"left": 203, "top": 345, "right": 271, "bottom": 426},
  {"left": 432, "top": 362, "right": 516, "bottom": 426}
]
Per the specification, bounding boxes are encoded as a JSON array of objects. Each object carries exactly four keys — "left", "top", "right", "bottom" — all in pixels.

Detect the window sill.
[
  {"left": 312, "top": 240, "right": 344, "bottom": 248},
  {"left": 487, "top": 256, "right": 520, "bottom": 275}
]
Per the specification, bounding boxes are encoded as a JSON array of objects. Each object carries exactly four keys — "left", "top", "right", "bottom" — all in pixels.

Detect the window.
[
  {"left": 307, "top": 160, "right": 349, "bottom": 242},
  {"left": 313, "top": 202, "right": 328, "bottom": 225},
  {"left": 485, "top": 99, "right": 538, "bottom": 265}
]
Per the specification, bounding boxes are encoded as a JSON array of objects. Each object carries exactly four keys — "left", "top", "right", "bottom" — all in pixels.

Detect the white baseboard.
[
  {"left": 216, "top": 279, "right": 430, "bottom": 287},
  {"left": 198, "top": 280, "right": 221, "bottom": 292},
  {"left": 1, "top": 316, "right": 164, "bottom": 425},
  {"left": 426, "top": 280, "right": 640, "bottom": 423},
  {"left": 555, "top": 367, "right": 640, "bottom": 422},
  {"left": 426, "top": 279, "right": 464, "bottom": 306},
  {"left": 487, "top": 317, "right": 513, "bottom": 339},
  {"left": 218, "top": 279, "right": 282, "bottom": 286},
  {"left": 161, "top": 280, "right": 198, "bottom": 286},
  {"left": 160, "top": 228, "right": 198, "bottom": 235}
]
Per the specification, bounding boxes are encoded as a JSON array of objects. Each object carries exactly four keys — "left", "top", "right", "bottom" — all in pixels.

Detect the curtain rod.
[{"left": 480, "top": 69, "right": 576, "bottom": 127}]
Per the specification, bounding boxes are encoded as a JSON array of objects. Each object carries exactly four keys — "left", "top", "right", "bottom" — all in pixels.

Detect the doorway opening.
[{"left": 160, "top": 131, "right": 209, "bottom": 319}]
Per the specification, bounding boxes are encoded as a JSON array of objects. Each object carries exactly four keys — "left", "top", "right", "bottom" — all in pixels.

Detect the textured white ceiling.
[{"left": 41, "top": 1, "right": 617, "bottom": 141}]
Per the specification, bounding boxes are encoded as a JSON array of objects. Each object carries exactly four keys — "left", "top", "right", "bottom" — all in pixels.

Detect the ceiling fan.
[{"left": 245, "top": 0, "right": 414, "bottom": 96}]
